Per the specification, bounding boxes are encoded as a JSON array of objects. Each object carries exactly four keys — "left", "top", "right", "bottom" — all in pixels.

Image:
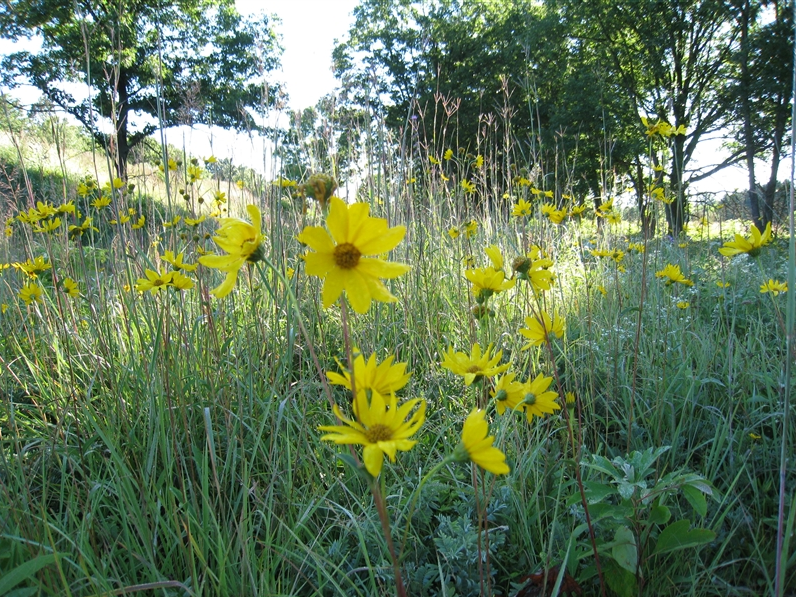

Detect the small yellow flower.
[
  {"left": 327, "top": 353, "right": 411, "bottom": 398},
  {"left": 464, "top": 220, "right": 478, "bottom": 238},
  {"left": 491, "top": 372, "right": 525, "bottom": 415},
  {"left": 749, "top": 432, "right": 761, "bottom": 440},
  {"left": 440, "top": 343, "right": 509, "bottom": 386},
  {"left": 516, "top": 374, "right": 560, "bottom": 422},
  {"left": 655, "top": 264, "right": 693, "bottom": 286},
  {"left": 135, "top": 269, "right": 173, "bottom": 294},
  {"left": 62, "top": 278, "right": 79, "bottom": 298},
  {"left": 474, "top": 155, "right": 484, "bottom": 168},
  {"left": 132, "top": 215, "right": 146, "bottom": 230},
  {"left": 443, "top": 148, "right": 453, "bottom": 160},
  {"left": 1, "top": 303, "right": 8, "bottom": 314},
  {"left": 597, "top": 285, "right": 607, "bottom": 297},
  {"left": 169, "top": 271, "right": 194, "bottom": 290},
  {"left": 719, "top": 222, "right": 772, "bottom": 258},
  {"left": 318, "top": 390, "right": 426, "bottom": 478},
  {"left": 162, "top": 250, "right": 198, "bottom": 272},
  {"left": 461, "top": 179, "right": 476, "bottom": 194},
  {"left": 286, "top": 267, "right": 295, "bottom": 280},
  {"left": 519, "top": 311, "right": 565, "bottom": 349},
  {"left": 465, "top": 266, "right": 515, "bottom": 303},
  {"left": 91, "top": 196, "right": 111, "bottom": 209},
  {"left": 677, "top": 301, "right": 690, "bottom": 309},
  {"left": 512, "top": 198, "right": 533, "bottom": 217},
  {"left": 452, "top": 409, "right": 509, "bottom": 475},
  {"left": 428, "top": 155, "right": 440, "bottom": 165},
  {"left": 164, "top": 216, "right": 181, "bottom": 228},
  {"left": 760, "top": 279, "right": 787, "bottom": 296},
  {"left": 236, "top": 179, "right": 245, "bottom": 189},
  {"left": 19, "top": 282, "right": 43, "bottom": 305},
  {"left": 184, "top": 215, "right": 206, "bottom": 227},
  {"left": 448, "top": 226, "right": 461, "bottom": 239},
  {"left": 565, "top": 391, "right": 576, "bottom": 404},
  {"left": 199, "top": 205, "right": 266, "bottom": 298},
  {"left": 716, "top": 281, "right": 731, "bottom": 288}
]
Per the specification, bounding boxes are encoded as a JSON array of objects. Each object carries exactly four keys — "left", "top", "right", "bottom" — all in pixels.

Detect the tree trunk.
[
  {"left": 738, "top": 0, "right": 764, "bottom": 230},
  {"left": 115, "top": 67, "right": 131, "bottom": 181}
]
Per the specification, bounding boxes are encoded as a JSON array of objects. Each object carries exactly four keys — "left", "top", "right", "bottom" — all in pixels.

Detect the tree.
[
  {"left": 729, "top": 0, "right": 793, "bottom": 229},
  {"left": 0, "top": 0, "right": 281, "bottom": 179},
  {"left": 557, "top": 0, "right": 737, "bottom": 235}
]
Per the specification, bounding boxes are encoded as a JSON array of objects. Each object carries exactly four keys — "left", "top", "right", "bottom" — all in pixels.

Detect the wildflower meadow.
[{"left": 0, "top": 1, "right": 795, "bottom": 596}]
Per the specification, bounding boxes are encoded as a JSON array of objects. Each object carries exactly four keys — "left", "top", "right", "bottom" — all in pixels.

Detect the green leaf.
[
  {"left": 653, "top": 519, "right": 716, "bottom": 555},
  {"left": 0, "top": 554, "right": 56, "bottom": 595},
  {"left": 583, "top": 481, "right": 616, "bottom": 503},
  {"left": 612, "top": 526, "right": 638, "bottom": 574},
  {"left": 336, "top": 453, "right": 373, "bottom": 482},
  {"left": 603, "top": 557, "right": 637, "bottom": 597},
  {"left": 681, "top": 484, "right": 708, "bottom": 517},
  {"left": 649, "top": 504, "right": 672, "bottom": 525}
]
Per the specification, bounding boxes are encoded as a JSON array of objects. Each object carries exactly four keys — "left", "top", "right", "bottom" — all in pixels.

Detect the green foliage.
[{"left": 0, "top": 0, "right": 282, "bottom": 177}]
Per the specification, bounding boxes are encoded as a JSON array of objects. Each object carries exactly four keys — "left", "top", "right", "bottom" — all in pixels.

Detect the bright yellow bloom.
[
  {"left": 169, "top": 271, "right": 194, "bottom": 290},
  {"left": 318, "top": 390, "right": 426, "bottom": 478},
  {"left": 461, "top": 179, "right": 476, "bottom": 194},
  {"left": 327, "top": 353, "right": 411, "bottom": 397},
  {"left": 719, "top": 223, "right": 772, "bottom": 258},
  {"left": 164, "top": 216, "right": 182, "bottom": 228},
  {"left": 297, "top": 197, "right": 410, "bottom": 313},
  {"left": 512, "top": 249, "right": 555, "bottom": 292},
  {"left": 516, "top": 374, "right": 560, "bottom": 422},
  {"left": 655, "top": 264, "right": 693, "bottom": 286},
  {"left": 443, "top": 148, "right": 454, "bottom": 160},
  {"left": 464, "top": 220, "right": 478, "bottom": 238},
  {"left": 465, "top": 266, "right": 515, "bottom": 303},
  {"left": 677, "top": 301, "right": 690, "bottom": 309},
  {"left": 135, "top": 269, "right": 173, "bottom": 294},
  {"left": 448, "top": 226, "right": 461, "bottom": 239},
  {"left": 132, "top": 215, "right": 146, "bottom": 230},
  {"left": 198, "top": 204, "right": 266, "bottom": 298},
  {"left": 286, "top": 267, "right": 295, "bottom": 279},
  {"left": 19, "top": 282, "right": 43, "bottom": 305},
  {"left": 440, "top": 343, "right": 509, "bottom": 386},
  {"left": 519, "top": 311, "right": 565, "bottom": 349},
  {"left": 33, "top": 217, "right": 62, "bottom": 233},
  {"left": 162, "top": 250, "right": 198, "bottom": 272},
  {"left": 91, "top": 196, "right": 111, "bottom": 209},
  {"left": 62, "top": 278, "right": 79, "bottom": 298},
  {"left": 184, "top": 215, "right": 206, "bottom": 227},
  {"left": 512, "top": 198, "right": 533, "bottom": 217},
  {"left": 13, "top": 256, "right": 51, "bottom": 277},
  {"left": 491, "top": 372, "right": 525, "bottom": 415},
  {"left": 453, "top": 409, "right": 509, "bottom": 475},
  {"left": 475, "top": 155, "right": 484, "bottom": 168},
  {"left": 760, "top": 279, "right": 787, "bottom": 296},
  {"left": 716, "top": 281, "right": 731, "bottom": 288}
]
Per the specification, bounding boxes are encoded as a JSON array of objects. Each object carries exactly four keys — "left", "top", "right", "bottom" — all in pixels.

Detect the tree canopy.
[
  {"left": 332, "top": 0, "right": 792, "bottom": 234},
  {"left": 0, "top": 0, "right": 282, "bottom": 178}
]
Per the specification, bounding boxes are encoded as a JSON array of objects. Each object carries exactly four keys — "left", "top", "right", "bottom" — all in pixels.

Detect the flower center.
[
  {"left": 154, "top": 279, "right": 165, "bottom": 287},
  {"left": 365, "top": 424, "right": 393, "bottom": 443},
  {"left": 467, "top": 365, "right": 482, "bottom": 374},
  {"left": 334, "top": 243, "right": 361, "bottom": 269}
]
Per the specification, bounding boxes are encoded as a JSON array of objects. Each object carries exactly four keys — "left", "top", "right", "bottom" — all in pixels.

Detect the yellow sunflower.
[
  {"left": 453, "top": 409, "right": 510, "bottom": 475},
  {"left": 440, "top": 343, "right": 509, "bottom": 385},
  {"left": 198, "top": 204, "right": 266, "bottom": 298},
  {"left": 318, "top": 390, "right": 426, "bottom": 478},
  {"left": 297, "top": 197, "right": 410, "bottom": 313}
]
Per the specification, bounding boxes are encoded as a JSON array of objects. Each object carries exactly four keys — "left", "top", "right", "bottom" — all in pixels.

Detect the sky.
[{"left": 164, "top": 0, "right": 361, "bottom": 174}]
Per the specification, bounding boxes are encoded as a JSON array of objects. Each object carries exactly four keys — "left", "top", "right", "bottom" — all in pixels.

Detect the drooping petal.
[
  {"left": 363, "top": 444, "right": 385, "bottom": 477},
  {"left": 344, "top": 268, "right": 373, "bottom": 314},
  {"left": 303, "top": 252, "right": 336, "bottom": 277},
  {"left": 321, "top": 271, "right": 345, "bottom": 308},
  {"left": 210, "top": 270, "right": 239, "bottom": 298}
]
